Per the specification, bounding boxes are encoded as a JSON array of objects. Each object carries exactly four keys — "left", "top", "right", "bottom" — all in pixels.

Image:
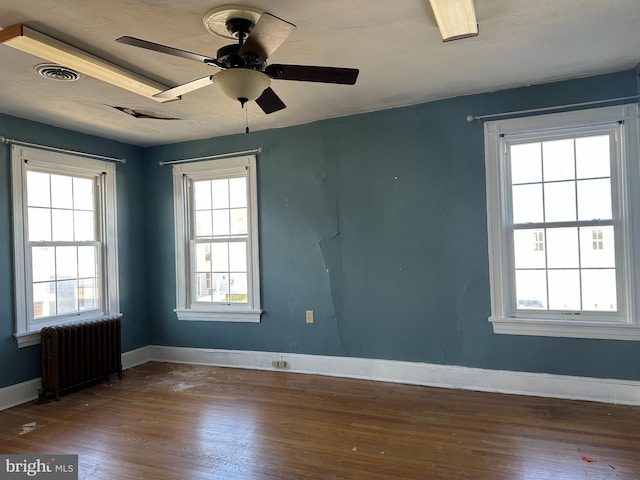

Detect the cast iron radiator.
[{"left": 39, "top": 316, "right": 123, "bottom": 401}]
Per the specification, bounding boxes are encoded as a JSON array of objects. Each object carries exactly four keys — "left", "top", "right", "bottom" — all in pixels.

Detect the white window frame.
[
  {"left": 484, "top": 104, "right": 640, "bottom": 341},
  {"left": 172, "top": 155, "right": 262, "bottom": 322},
  {"left": 11, "top": 145, "right": 120, "bottom": 348}
]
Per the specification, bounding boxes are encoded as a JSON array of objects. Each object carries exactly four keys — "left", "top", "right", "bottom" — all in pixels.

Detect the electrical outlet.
[
  {"left": 306, "top": 310, "right": 314, "bottom": 324},
  {"left": 272, "top": 360, "right": 288, "bottom": 368}
]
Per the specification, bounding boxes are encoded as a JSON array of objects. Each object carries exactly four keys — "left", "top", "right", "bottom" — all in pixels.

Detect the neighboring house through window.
[
  {"left": 592, "top": 229, "right": 604, "bottom": 251},
  {"left": 11, "top": 145, "right": 120, "bottom": 347},
  {"left": 484, "top": 104, "right": 640, "bottom": 340},
  {"left": 533, "top": 231, "right": 544, "bottom": 252},
  {"left": 172, "top": 155, "right": 261, "bottom": 322}
]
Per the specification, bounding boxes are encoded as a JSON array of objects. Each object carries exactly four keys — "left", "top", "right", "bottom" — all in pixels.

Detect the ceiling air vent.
[{"left": 35, "top": 63, "right": 82, "bottom": 81}]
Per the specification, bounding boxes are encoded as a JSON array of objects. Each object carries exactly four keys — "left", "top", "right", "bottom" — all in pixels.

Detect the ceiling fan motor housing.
[{"left": 216, "top": 43, "right": 264, "bottom": 70}]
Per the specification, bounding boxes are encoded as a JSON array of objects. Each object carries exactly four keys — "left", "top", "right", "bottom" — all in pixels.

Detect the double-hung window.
[
  {"left": 173, "top": 155, "right": 261, "bottom": 322},
  {"left": 11, "top": 145, "right": 120, "bottom": 347},
  {"left": 484, "top": 104, "right": 640, "bottom": 340}
]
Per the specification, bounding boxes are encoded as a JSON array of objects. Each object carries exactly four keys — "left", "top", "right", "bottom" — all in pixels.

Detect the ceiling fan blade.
[
  {"left": 153, "top": 75, "right": 215, "bottom": 99},
  {"left": 116, "top": 36, "right": 223, "bottom": 68},
  {"left": 255, "top": 87, "right": 286, "bottom": 114},
  {"left": 238, "top": 13, "right": 296, "bottom": 63},
  {"left": 265, "top": 64, "right": 359, "bottom": 85}
]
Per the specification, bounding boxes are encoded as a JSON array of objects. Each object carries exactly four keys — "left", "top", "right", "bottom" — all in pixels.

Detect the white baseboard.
[
  {"left": 122, "top": 345, "right": 152, "bottom": 370},
  {"left": 0, "top": 378, "right": 41, "bottom": 411},
  {"left": 3, "top": 346, "right": 639, "bottom": 411},
  {"left": 149, "top": 345, "right": 640, "bottom": 406}
]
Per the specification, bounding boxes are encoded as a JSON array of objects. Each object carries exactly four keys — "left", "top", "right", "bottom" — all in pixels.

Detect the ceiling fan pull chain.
[{"left": 245, "top": 102, "right": 250, "bottom": 134}]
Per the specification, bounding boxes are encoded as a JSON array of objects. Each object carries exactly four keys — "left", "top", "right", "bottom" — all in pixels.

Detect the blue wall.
[
  {"left": 1, "top": 69, "right": 639, "bottom": 389},
  {"left": 0, "top": 116, "right": 149, "bottom": 387},
  {"left": 145, "top": 70, "right": 640, "bottom": 380}
]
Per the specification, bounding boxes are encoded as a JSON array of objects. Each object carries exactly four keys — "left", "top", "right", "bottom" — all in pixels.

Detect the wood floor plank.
[{"left": 1, "top": 362, "right": 638, "bottom": 479}]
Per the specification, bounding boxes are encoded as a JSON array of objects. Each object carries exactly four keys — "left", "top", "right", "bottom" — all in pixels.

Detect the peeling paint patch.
[
  {"left": 317, "top": 155, "right": 349, "bottom": 356},
  {"left": 111, "top": 106, "right": 180, "bottom": 120}
]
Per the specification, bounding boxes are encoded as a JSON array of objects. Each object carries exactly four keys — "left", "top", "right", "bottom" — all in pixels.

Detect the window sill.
[
  {"left": 14, "top": 313, "right": 123, "bottom": 348},
  {"left": 14, "top": 331, "right": 42, "bottom": 348},
  {"left": 490, "top": 316, "right": 640, "bottom": 341},
  {"left": 175, "top": 308, "right": 262, "bottom": 323}
]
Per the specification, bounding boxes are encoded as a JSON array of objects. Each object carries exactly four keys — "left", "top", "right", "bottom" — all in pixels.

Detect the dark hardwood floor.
[{"left": 1, "top": 362, "right": 638, "bottom": 479}]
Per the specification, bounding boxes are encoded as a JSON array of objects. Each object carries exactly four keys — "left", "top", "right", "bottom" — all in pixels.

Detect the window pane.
[
  {"left": 229, "top": 241, "right": 247, "bottom": 272},
  {"left": 52, "top": 209, "right": 74, "bottom": 241},
  {"left": 73, "top": 177, "right": 94, "bottom": 210},
  {"left": 576, "top": 135, "right": 610, "bottom": 179},
  {"left": 74, "top": 211, "right": 95, "bottom": 241},
  {"left": 195, "top": 243, "right": 211, "bottom": 272},
  {"left": 195, "top": 210, "right": 213, "bottom": 237},
  {"left": 229, "top": 177, "right": 247, "bottom": 208},
  {"left": 78, "top": 278, "right": 98, "bottom": 310},
  {"left": 211, "top": 179, "right": 229, "bottom": 209},
  {"left": 515, "top": 270, "right": 547, "bottom": 309},
  {"left": 196, "top": 272, "right": 212, "bottom": 302},
  {"left": 33, "top": 282, "right": 55, "bottom": 318},
  {"left": 210, "top": 243, "right": 229, "bottom": 272},
  {"left": 582, "top": 269, "right": 617, "bottom": 312},
  {"left": 546, "top": 228, "right": 579, "bottom": 268},
  {"left": 544, "top": 182, "right": 576, "bottom": 222},
  {"left": 580, "top": 226, "right": 615, "bottom": 268},
  {"left": 56, "top": 279, "right": 78, "bottom": 314},
  {"left": 510, "top": 143, "right": 541, "bottom": 184},
  {"left": 230, "top": 273, "right": 248, "bottom": 303},
  {"left": 230, "top": 208, "right": 247, "bottom": 235},
  {"left": 51, "top": 174, "right": 73, "bottom": 209},
  {"left": 542, "top": 139, "right": 575, "bottom": 181},
  {"left": 56, "top": 246, "right": 78, "bottom": 280},
  {"left": 28, "top": 207, "right": 52, "bottom": 241},
  {"left": 512, "top": 184, "right": 543, "bottom": 223},
  {"left": 193, "top": 181, "right": 212, "bottom": 210},
  {"left": 211, "top": 273, "right": 230, "bottom": 301},
  {"left": 548, "top": 270, "right": 580, "bottom": 310},
  {"left": 513, "top": 230, "right": 546, "bottom": 269},
  {"left": 32, "top": 247, "right": 55, "bottom": 283},
  {"left": 27, "top": 171, "right": 50, "bottom": 208},
  {"left": 213, "top": 210, "right": 230, "bottom": 236},
  {"left": 577, "top": 179, "right": 612, "bottom": 221},
  {"left": 78, "top": 246, "right": 97, "bottom": 278}
]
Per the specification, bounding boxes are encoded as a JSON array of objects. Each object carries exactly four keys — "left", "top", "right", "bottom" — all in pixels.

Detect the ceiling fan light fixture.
[
  {"left": 214, "top": 68, "right": 270, "bottom": 104},
  {"left": 0, "top": 24, "right": 173, "bottom": 101},
  {"left": 429, "top": 0, "right": 478, "bottom": 42}
]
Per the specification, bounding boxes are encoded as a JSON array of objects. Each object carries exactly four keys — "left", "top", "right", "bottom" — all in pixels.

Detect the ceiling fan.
[{"left": 116, "top": 6, "right": 360, "bottom": 114}]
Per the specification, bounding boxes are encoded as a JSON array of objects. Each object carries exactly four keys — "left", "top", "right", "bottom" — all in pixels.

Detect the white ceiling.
[{"left": 0, "top": 0, "right": 639, "bottom": 147}]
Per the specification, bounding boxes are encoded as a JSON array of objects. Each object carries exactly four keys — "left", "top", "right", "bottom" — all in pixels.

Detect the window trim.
[
  {"left": 484, "top": 104, "right": 640, "bottom": 341},
  {"left": 172, "top": 155, "right": 262, "bottom": 323},
  {"left": 11, "top": 145, "right": 120, "bottom": 347}
]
